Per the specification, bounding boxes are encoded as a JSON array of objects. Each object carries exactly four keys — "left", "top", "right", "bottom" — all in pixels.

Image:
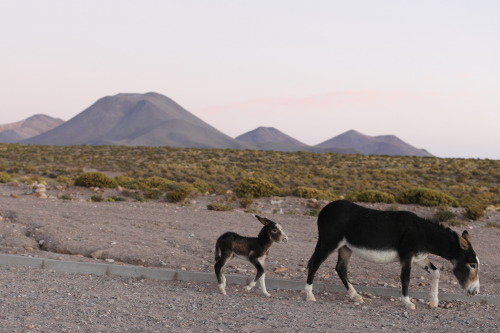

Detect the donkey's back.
[{"left": 317, "top": 200, "right": 425, "bottom": 249}]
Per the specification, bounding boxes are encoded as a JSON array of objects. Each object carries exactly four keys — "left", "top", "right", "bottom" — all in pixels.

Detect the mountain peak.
[
  {"left": 235, "top": 126, "right": 311, "bottom": 152},
  {"left": 22, "top": 92, "right": 248, "bottom": 149},
  {"left": 237, "top": 127, "right": 307, "bottom": 145},
  {"left": 0, "top": 114, "right": 64, "bottom": 143},
  {"left": 316, "top": 130, "right": 432, "bottom": 157}
]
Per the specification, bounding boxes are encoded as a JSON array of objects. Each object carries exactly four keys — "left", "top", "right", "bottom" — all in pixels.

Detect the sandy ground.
[{"left": 0, "top": 182, "right": 499, "bottom": 332}]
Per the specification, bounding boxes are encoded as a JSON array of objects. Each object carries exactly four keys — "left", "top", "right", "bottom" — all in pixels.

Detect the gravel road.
[{"left": 1, "top": 266, "right": 498, "bottom": 333}]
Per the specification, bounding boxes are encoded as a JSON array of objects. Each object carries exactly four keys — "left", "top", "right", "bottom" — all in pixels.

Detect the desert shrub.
[
  {"left": 59, "top": 194, "right": 73, "bottom": 201},
  {"left": 434, "top": 208, "right": 456, "bottom": 222},
  {"left": 115, "top": 175, "right": 139, "bottom": 189},
  {"left": 108, "top": 196, "right": 126, "bottom": 202},
  {"left": 348, "top": 190, "right": 396, "bottom": 203},
  {"left": 446, "top": 218, "right": 467, "bottom": 227},
  {"left": 132, "top": 193, "right": 145, "bottom": 202},
  {"left": 304, "top": 209, "right": 320, "bottom": 217},
  {"left": 140, "top": 176, "right": 173, "bottom": 190},
  {"left": 91, "top": 195, "right": 104, "bottom": 202},
  {"left": 192, "top": 179, "right": 213, "bottom": 194},
  {"left": 294, "top": 186, "right": 339, "bottom": 201},
  {"left": 144, "top": 188, "right": 163, "bottom": 200},
  {"left": 239, "top": 195, "right": 254, "bottom": 208},
  {"left": 397, "top": 188, "right": 459, "bottom": 207},
  {"left": 74, "top": 172, "right": 118, "bottom": 188},
  {"left": 464, "top": 204, "right": 485, "bottom": 221},
  {"left": 55, "top": 175, "right": 72, "bottom": 185},
  {"left": 0, "top": 172, "right": 13, "bottom": 183},
  {"left": 207, "top": 201, "right": 234, "bottom": 211},
  {"left": 30, "top": 176, "right": 47, "bottom": 184},
  {"left": 234, "top": 177, "right": 278, "bottom": 198},
  {"left": 486, "top": 221, "right": 500, "bottom": 228},
  {"left": 165, "top": 183, "right": 192, "bottom": 203}
]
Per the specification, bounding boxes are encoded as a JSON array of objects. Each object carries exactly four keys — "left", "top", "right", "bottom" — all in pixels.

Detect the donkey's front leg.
[
  {"left": 400, "top": 258, "right": 416, "bottom": 310},
  {"left": 414, "top": 258, "right": 440, "bottom": 308}
]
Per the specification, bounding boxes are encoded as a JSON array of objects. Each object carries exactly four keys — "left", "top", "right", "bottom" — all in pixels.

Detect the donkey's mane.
[{"left": 419, "top": 215, "right": 458, "bottom": 239}]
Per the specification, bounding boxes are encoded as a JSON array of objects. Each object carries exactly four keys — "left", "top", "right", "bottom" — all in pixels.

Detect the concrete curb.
[{"left": 0, "top": 254, "right": 498, "bottom": 307}]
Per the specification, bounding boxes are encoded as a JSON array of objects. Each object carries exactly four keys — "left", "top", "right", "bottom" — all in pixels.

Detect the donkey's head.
[
  {"left": 255, "top": 215, "right": 288, "bottom": 244},
  {"left": 452, "top": 230, "right": 480, "bottom": 296}
]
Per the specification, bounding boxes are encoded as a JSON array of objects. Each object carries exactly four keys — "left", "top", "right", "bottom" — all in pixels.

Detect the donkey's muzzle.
[
  {"left": 281, "top": 234, "right": 288, "bottom": 244},
  {"left": 466, "top": 280, "right": 480, "bottom": 296}
]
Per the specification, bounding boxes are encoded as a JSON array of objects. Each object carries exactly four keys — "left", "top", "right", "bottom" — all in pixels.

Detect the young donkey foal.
[
  {"left": 214, "top": 215, "right": 288, "bottom": 297},
  {"left": 305, "top": 200, "right": 480, "bottom": 309}
]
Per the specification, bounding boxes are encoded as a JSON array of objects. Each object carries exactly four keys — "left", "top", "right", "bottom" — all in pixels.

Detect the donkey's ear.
[
  {"left": 462, "top": 230, "right": 471, "bottom": 242},
  {"left": 459, "top": 231, "right": 470, "bottom": 250},
  {"left": 255, "top": 215, "right": 270, "bottom": 225}
]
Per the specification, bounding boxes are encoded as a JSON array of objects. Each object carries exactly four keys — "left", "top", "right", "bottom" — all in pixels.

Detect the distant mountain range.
[{"left": 0, "top": 92, "right": 432, "bottom": 157}]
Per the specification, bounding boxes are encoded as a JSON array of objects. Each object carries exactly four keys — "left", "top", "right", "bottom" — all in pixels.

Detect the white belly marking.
[{"left": 346, "top": 241, "right": 400, "bottom": 264}]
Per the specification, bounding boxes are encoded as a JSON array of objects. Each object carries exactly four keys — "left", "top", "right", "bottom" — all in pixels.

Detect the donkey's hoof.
[
  {"left": 306, "top": 295, "right": 317, "bottom": 302},
  {"left": 405, "top": 302, "right": 416, "bottom": 310},
  {"left": 429, "top": 301, "right": 439, "bottom": 308},
  {"left": 263, "top": 292, "right": 271, "bottom": 297},
  {"left": 353, "top": 296, "right": 364, "bottom": 303}
]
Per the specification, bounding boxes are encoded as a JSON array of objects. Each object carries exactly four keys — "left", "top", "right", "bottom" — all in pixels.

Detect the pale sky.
[{"left": 1, "top": 1, "right": 499, "bottom": 159}]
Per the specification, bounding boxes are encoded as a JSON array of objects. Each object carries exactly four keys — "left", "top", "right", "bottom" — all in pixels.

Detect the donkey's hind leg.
[
  {"left": 305, "top": 240, "right": 336, "bottom": 301},
  {"left": 414, "top": 257, "right": 440, "bottom": 308},
  {"left": 336, "top": 246, "right": 363, "bottom": 303}
]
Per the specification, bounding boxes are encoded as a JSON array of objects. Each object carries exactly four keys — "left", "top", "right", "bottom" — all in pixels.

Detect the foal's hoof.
[
  {"left": 429, "top": 301, "right": 439, "bottom": 308},
  {"left": 353, "top": 296, "right": 364, "bottom": 303},
  {"left": 218, "top": 284, "right": 227, "bottom": 296},
  {"left": 405, "top": 302, "right": 416, "bottom": 310},
  {"left": 263, "top": 292, "right": 271, "bottom": 297},
  {"left": 306, "top": 295, "right": 317, "bottom": 302},
  {"left": 350, "top": 294, "right": 364, "bottom": 303},
  {"left": 348, "top": 290, "right": 364, "bottom": 303}
]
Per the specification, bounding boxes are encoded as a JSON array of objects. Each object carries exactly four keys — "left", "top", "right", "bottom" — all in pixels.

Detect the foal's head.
[
  {"left": 452, "top": 230, "right": 480, "bottom": 296},
  {"left": 255, "top": 215, "right": 288, "bottom": 244}
]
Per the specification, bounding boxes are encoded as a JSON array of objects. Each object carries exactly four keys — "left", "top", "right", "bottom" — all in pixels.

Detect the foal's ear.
[
  {"left": 255, "top": 215, "right": 271, "bottom": 225},
  {"left": 459, "top": 230, "right": 471, "bottom": 250},
  {"left": 462, "top": 230, "right": 471, "bottom": 242}
]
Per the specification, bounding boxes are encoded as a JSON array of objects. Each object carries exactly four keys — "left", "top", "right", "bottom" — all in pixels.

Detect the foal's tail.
[{"left": 214, "top": 241, "right": 221, "bottom": 263}]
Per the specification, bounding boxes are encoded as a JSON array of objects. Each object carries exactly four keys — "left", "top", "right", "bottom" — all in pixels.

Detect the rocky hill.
[
  {"left": 236, "top": 127, "right": 310, "bottom": 152},
  {"left": 315, "top": 130, "right": 433, "bottom": 157},
  {"left": 0, "top": 114, "right": 64, "bottom": 143},
  {"left": 22, "top": 93, "right": 248, "bottom": 149}
]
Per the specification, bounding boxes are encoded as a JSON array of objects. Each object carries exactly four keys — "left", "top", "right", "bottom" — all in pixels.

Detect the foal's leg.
[
  {"left": 414, "top": 258, "right": 440, "bottom": 308},
  {"left": 214, "top": 252, "right": 231, "bottom": 295},
  {"left": 336, "top": 246, "right": 363, "bottom": 303},
  {"left": 246, "top": 256, "right": 271, "bottom": 297},
  {"left": 400, "top": 258, "right": 416, "bottom": 310}
]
